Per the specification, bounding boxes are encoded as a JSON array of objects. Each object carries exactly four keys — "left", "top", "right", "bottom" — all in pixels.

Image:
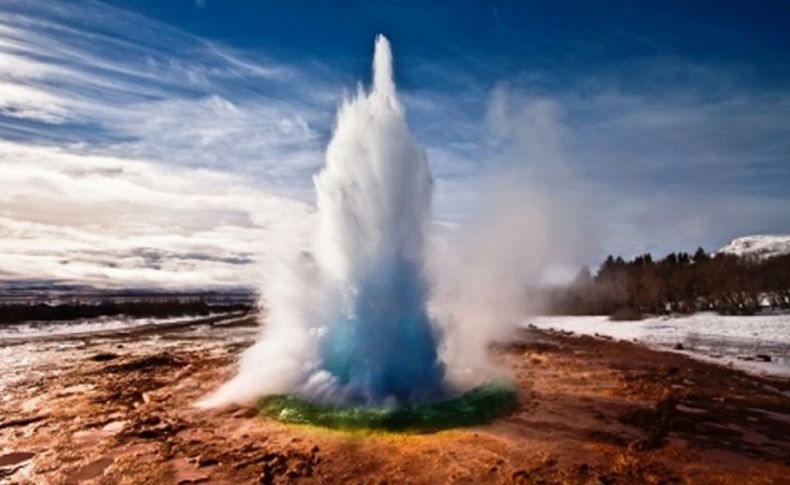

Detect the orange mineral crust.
[{"left": 2, "top": 320, "right": 789, "bottom": 484}]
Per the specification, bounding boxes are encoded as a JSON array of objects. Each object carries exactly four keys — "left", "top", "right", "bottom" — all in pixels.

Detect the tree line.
[{"left": 545, "top": 249, "right": 790, "bottom": 318}]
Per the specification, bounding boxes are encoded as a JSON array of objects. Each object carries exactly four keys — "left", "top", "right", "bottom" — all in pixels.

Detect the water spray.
[{"left": 202, "top": 35, "right": 516, "bottom": 430}]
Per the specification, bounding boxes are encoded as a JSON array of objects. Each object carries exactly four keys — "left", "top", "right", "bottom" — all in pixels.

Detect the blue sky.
[{"left": 0, "top": 0, "right": 789, "bottom": 287}]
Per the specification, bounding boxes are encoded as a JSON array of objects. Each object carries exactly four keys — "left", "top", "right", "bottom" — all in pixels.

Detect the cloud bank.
[{"left": 0, "top": 141, "right": 312, "bottom": 288}]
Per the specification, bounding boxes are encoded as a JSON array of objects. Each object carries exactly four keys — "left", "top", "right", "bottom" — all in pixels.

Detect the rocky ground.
[{"left": 1, "top": 317, "right": 790, "bottom": 484}]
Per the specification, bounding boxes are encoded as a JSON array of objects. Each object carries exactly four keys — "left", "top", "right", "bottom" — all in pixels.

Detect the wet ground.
[{"left": 1, "top": 316, "right": 789, "bottom": 484}]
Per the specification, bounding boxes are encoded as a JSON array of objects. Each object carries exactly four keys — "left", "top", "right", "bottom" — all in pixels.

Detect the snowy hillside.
[{"left": 717, "top": 235, "right": 790, "bottom": 260}]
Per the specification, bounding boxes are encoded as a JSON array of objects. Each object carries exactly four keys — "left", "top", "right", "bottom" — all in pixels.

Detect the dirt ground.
[{"left": 1, "top": 318, "right": 789, "bottom": 484}]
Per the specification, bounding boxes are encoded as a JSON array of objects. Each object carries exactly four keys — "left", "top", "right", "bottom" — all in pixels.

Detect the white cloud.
[{"left": 0, "top": 141, "right": 313, "bottom": 288}]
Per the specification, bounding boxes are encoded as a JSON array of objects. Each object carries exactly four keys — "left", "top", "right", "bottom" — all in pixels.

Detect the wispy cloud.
[{"left": 0, "top": 0, "right": 335, "bottom": 192}]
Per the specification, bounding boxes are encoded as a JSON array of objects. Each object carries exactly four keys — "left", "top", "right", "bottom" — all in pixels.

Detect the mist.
[
  {"left": 428, "top": 86, "right": 599, "bottom": 387},
  {"left": 200, "top": 39, "right": 596, "bottom": 409}
]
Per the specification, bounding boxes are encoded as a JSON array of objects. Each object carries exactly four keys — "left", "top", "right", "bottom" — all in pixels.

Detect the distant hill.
[
  {"left": 717, "top": 235, "right": 790, "bottom": 260},
  {"left": 0, "top": 281, "right": 257, "bottom": 324}
]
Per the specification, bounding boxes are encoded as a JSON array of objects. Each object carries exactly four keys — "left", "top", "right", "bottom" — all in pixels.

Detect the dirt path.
[{"left": 1, "top": 323, "right": 789, "bottom": 484}]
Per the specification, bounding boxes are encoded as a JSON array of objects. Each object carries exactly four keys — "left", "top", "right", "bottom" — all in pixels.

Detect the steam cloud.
[{"left": 201, "top": 35, "right": 586, "bottom": 408}]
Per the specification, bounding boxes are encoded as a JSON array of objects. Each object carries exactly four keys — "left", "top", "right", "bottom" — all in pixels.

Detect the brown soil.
[{"left": 1, "top": 320, "right": 789, "bottom": 484}]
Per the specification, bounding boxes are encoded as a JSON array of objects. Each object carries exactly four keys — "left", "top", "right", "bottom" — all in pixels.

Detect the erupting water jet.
[
  {"left": 310, "top": 34, "right": 444, "bottom": 404},
  {"left": 202, "top": 35, "right": 516, "bottom": 428}
]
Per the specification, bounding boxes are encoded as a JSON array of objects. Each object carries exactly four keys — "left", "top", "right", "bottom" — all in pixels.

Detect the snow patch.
[
  {"left": 526, "top": 313, "right": 790, "bottom": 378},
  {"left": 717, "top": 234, "right": 790, "bottom": 260}
]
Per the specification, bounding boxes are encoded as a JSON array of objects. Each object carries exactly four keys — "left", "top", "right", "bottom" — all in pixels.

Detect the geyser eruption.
[
  {"left": 311, "top": 34, "right": 444, "bottom": 403},
  {"left": 203, "top": 35, "right": 448, "bottom": 407}
]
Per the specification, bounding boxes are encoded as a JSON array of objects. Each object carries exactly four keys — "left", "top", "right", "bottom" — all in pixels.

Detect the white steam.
[{"left": 200, "top": 37, "right": 592, "bottom": 408}]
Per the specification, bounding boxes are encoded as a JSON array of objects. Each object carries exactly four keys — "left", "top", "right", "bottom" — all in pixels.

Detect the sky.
[{"left": 0, "top": 0, "right": 789, "bottom": 288}]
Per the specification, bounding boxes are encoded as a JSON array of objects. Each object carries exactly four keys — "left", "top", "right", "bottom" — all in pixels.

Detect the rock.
[
  {"left": 102, "top": 420, "right": 126, "bottom": 434},
  {"left": 756, "top": 354, "right": 772, "bottom": 362},
  {"left": 73, "top": 429, "right": 108, "bottom": 447},
  {"left": 673, "top": 343, "right": 684, "bottom": 350}
]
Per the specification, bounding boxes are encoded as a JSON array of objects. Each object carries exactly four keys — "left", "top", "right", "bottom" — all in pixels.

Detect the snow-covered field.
[
  {"left": 526, "top": 313, "right": 790, "bottom": 377},
  {"left": 0, "top": 314, "right": 258, "bottom": 391},
  {"left": 0, "top": 312, "right": 245, "bottom": 341}
]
